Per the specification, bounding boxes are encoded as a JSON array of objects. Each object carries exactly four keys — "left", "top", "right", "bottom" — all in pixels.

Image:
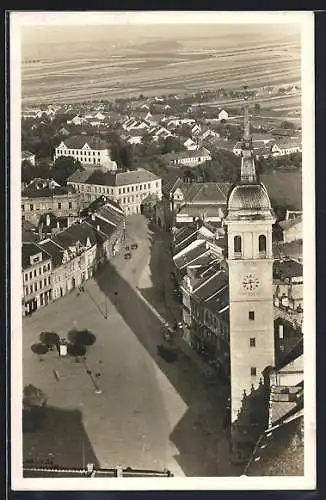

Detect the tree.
[
  {"left": 52, "top": 156, "right": 83, "bottom": 185},
  {"left": 23, "top": 384, "right": 47, "bottom": 408},
  {"left": 159, "top": 136, "right": 185, "bottom": 154}
]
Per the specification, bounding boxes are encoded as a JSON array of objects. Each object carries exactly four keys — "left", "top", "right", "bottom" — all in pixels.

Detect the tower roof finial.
[
  {"left": 240, "top": 84, "right": 257, "bottom": 184},
  {"left": 243, "top": 84, "right": 250, "bottom": 141}
]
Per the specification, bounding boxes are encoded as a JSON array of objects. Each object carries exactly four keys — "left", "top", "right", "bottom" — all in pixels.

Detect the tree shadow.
[
  {"left": 68, "top": 329, "right": 96, "bottom": 346},
  {"left": 23, "top": 406, "right": 99, "bottom": 473},
  {"left": 39, "top": 331, "right": 60, "bottom": 347},
  {"left": 31, "top": 343, "right": 49, "bottom": 356}
]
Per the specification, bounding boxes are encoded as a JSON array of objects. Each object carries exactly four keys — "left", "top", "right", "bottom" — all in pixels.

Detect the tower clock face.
[{"left": 242, "top": 273, "right": 260, "bottom": 291}]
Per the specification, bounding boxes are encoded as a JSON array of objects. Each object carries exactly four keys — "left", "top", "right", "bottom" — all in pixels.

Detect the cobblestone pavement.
[{"left": 23, "top": 216, "right": 240, "bottom": 477}]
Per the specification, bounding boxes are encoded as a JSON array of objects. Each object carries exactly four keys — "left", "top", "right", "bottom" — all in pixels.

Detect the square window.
[
  {"left": 250, "top": 338, "right": 256, "bottom": 347},
  {"left": 249, "top": 311, "right": 255, "bottom": 321},
  {"left": 251, "top": 367, "right": 257, "bottom": 376}
]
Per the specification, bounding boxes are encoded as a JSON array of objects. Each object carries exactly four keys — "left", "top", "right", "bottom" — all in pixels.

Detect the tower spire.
[{"left": 240, "top": 85, "right": 257, "bottom": 184}]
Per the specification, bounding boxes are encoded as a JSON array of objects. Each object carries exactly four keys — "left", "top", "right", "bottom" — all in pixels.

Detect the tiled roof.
[
  {"left": 245, "top": 415, "right": 304, "bottom": 476},
  {"left": 177, "top": 204, "right": 226, "bottom": 217},
  {"left": 70, "top": 168, "right": 160, "bottom": 187},
  {"left": 22, "top": 185, "right": 76, "bottom": 198},
  {"left": 115, "top": 169, "right": 160, "bottom": 186},
  {"left": 62, "top": 135, "right": 109, "bottom": 150},
  {"left": 169, "top": 147, "right": 211, "bottom": 160},
  {"left": 174, "top": 242, "right": 209, "bottom": 270},
  {"left": 192, "top": 269, "right": 228, "bottom": 301},
  {"left": 53, "top": 221, "right": 106, "bottom": 249},
  {"left": 85, "top": 216, "right": 116, "bottom": 239},
  {"left": 38, "top": 239, "right": 65, "bottom": 268},
  {"left": 279, "top": 216, "right": 302, "bottom": 231},
  {"left": 67, "top": 169, "right": 94, "bottom": 183},
  {"left": 174, "top": 225, "right": 197, "bottom": 248},
  {"left": 174, "top": 182, "right": 231, "bottom": 205},
  {"left": 205, "top": 280, "right": 229, "bottom": 311},
  {"left": 97, "top": 202, "right": 124, "bottom": 222},
  {"left": 22, "top": 243, "right": 51, "bottom": 270},
  {"left": 80, "top": 196, "right": 123, "bottom": 219}
]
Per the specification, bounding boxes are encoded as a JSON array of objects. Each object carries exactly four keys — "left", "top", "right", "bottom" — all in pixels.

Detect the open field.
[{"left": 21, "top": 29, "right": 300, "bottom": 105}]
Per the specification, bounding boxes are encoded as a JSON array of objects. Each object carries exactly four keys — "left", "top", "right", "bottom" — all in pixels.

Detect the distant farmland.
[{"left": 21, "top": 34, "right": 301, "bottom": 105}]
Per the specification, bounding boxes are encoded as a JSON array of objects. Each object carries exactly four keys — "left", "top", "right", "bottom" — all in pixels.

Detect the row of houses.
[
  {"left": 170, "top": 220, "right": 303, "bottom": 380},
  {"left": 22, "top": 199, "right": 125, "bottom": 316},
  {"left": 233, "top": 136, "right": 302, "bottom": 158}
]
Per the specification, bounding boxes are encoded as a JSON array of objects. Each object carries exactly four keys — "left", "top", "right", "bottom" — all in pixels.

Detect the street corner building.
[
  {"left": 67, "top": 167, "right": 162, "bottom": 217},
  {"left": 21, "top": 197, "right": 125, "bottom": 316}
]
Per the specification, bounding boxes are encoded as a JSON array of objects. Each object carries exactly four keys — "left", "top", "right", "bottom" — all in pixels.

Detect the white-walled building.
[
  {"left": 68, "top": 168, "right": 162, "bottom": 216},
  {"left": 54, "top": 135, "right": 117, "bottom": 171}
]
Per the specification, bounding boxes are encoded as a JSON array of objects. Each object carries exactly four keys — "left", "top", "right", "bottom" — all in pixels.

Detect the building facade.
[
  {"left": 22, "top": 179, "right": 81, "bottom": 226},
  {"left": 22, "top": 243, "right": 52, "bottom": 315},
  {"left": 68, "top": 168, "right": 162, "bottom": 216},
  {"left": 54, "top": 135, "right": 118, "bottom": 171}
]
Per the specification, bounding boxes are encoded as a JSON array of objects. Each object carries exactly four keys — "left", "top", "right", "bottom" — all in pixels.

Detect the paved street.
[{"left": 23, "top": 215, "right": 239, "bottom": 476}]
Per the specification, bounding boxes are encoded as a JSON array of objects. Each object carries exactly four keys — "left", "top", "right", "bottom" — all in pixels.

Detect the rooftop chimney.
[
  {"left": 91, "top": 213, "right": 95, "bottom": 221},
  {"left": 97, "top": 225, "right": 100, "bottom": 232}
]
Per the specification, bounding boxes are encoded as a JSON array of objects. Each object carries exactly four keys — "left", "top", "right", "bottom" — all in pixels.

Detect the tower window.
[
  {"left": 250, "top": 337, "right": 256, "bottom": 347},
  {"left": 251, "top": 367, "right": 257, "bottom": 376},
  {"left": 249, "top": 311, "right": 255, "bottom": 321},
  {"left": 234, "top": 235, "right": 242, "bottom": 255},
  {"left": 259, "top": 235, "right": 267, "bottom": 254}
]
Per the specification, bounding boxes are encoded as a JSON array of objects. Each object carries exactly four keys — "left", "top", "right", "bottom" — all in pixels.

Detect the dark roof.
[
  {"left": 22, "top": 185, "right": 76, "bottom": 198},
  {"left": 97, "top": 203, "right": 124, "bottom": 227},
  {"left": 269, "top": 385, "right": 303, "bottom": 427},
  {"left": 177, "top": 182, "right": 231, "bottom": 204},
  {"left": 53, "top": 221, "right": 106, "bottom": 249},
  {"left": 174, "top": 225, "right": 197, "bottom": 249},
  {"left": 37, "top": 239, "right": 64, "bottom": 268},
  {"left": 61, "top": 135, "right": 109, "bottom": 150},
  {"left": 168, "top": 147, "right": 211, "bottom": 160},
  {"left": 80, "top": 195, "right": 123, "bottom": 218},
  {"left": 192, "top": 269, "right": 228, "bottom": 301},
  {"left": 204, "top": 282, "right": 229, "bottom": 315},
  {"left": 177, "top": 204, "right": 226, "bottom": 217},
  {"left": 273, "top": 259, "right": 303, "bottom": 280},
  {"left": 70, "top": 168, "right": 160, "bottom": 187},
  {"left": 85, "top": 216, "right": 116, "bottom": 239},
  {"left": 22, "top": 243, "right": 51, "bottom": 269},
  {"left": 174, "top": 242, "right": 209, "bottom": 270},
  {"left": 245, "top": 415, "right": 304, "bottom": 476},
  {"left": 67, "top": 169, "right": 94, "bottom": 183}
]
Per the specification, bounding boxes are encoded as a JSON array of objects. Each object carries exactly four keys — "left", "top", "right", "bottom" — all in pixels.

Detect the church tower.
[{"left": 224, "top": 91, "right": 276, "bottom": 427}]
